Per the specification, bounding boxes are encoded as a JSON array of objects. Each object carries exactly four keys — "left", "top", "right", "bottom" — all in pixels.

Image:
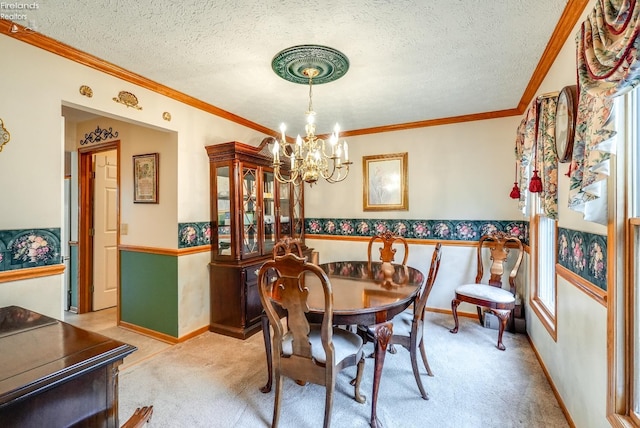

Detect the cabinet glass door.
[
  {"left": 263, "top": 170, "right": 276, "bottom": 255},
  {"left": 279, "top": 181, "right": 291, "bottom": 237},
  {"left": 242, "top": 166, "right": 259, "bottom": 257},
  {"left": 216, "top": 166, "right": 232, "bottom": 256}
]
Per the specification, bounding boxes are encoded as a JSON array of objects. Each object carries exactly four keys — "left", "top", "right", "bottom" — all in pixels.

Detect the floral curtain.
[
  {"left": 571, "top": 0, "right": 640, "bottom": 224},
  {"left": 515, "top": 101, "right": 537, "bottom": 213},
  {"left": 514, "top": 97, "right": 559, "bottom": 218},
  {"left": 536, "top": 97, "right": 559, "bottom": 219}
]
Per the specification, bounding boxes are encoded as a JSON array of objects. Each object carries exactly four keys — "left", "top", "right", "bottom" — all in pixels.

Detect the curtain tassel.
[
  {"left": 509, "top": 182, "right": 521, "bottom": 199},
  {"left": 529, "top": 170, "right": 543, "bottom": 193}
]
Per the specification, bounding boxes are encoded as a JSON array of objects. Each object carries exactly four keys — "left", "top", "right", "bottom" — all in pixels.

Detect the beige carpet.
[{"left": 118, "top": 312, "right": 569, "bottom": 428}]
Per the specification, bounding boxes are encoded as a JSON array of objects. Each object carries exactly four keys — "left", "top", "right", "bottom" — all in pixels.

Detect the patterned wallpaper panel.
[
  {"left": 558, "top": 228, "right": 607, "bottom": 291},
  {"left": 0, "top": 228, "right": 61, "bottom": 272},
  {"left": 305, "top": 218, "right": 529, "bottom": 245},
  {"left": 178, "top": 222, "right": 212, "bottom": 248}
]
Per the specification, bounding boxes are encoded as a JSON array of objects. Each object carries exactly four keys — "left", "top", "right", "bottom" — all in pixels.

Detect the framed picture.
[
  {"left": 363, "top": 152, "right": 408, "bottom": 211},
  {"left": 133, "top": 153, "right": 159, "bottom": 203}
]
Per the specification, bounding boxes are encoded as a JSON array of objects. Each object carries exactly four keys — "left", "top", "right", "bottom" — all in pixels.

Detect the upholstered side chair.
[
  {"left": 449, "top": 232, "right": 524, "bottom": 350},
  {"left": 258, "top": 253, "right": 366, "bottom": 428}
]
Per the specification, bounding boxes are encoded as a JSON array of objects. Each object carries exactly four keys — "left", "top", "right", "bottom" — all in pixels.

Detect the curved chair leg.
[
  {"left": 324, "top": 381, "right": 335, "bottom": 428},
  {"left": 409, "top": 332, "right": 429, "bottom": 400},
  {"left": 353, "top": 356, "right": 366, "bottom": 404},
  {"left": 493, "top": 310, "right": 511, "bottom": 351},
  {"left": 450, "top": 299, "right": 461, "bottom": 333},
  {"left": 418, "top": 338, "right": 433, "bottom": 377},
  {"left": 476, "top": 306, "right": 484, "bottom": 326},
  {"left": 272, "top": 370, "right": 283, "bottom": 427}
]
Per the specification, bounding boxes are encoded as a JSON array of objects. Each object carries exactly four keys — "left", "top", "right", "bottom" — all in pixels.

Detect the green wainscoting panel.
[
  {"left": 120, "top": 250, "right": 178, "bottom": 337},
  {"left": 69, "top": 245, "right": 79, "bottom": 309}
]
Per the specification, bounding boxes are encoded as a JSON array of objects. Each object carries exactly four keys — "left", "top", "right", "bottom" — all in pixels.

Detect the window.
[
  {"left": 530, "top": 210, "right": 557, "bottom": 339},
  {"left": 611, "top": 89, "right": 639, "bottom": 426},
  {"left": 630, "top": 221, "right": 640, "bottom": 422},
  {"left": 628, "top": 90, "right": 640, "bottom": 424}
]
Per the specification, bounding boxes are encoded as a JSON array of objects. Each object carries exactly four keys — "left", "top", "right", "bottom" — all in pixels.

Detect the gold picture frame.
[
  {"left": 363, "top": 152, "right": 408, "bottom": 211},
  {"left": 133, "top": 153, "right": 159, "bottom": 203}
]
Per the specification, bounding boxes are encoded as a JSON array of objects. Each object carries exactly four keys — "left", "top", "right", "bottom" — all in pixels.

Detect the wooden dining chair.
[
  {"left": 258, "top": 253, "right": 366, "bottom": 428},
  {"left": 449, "top": 232, "right": 524, "bottom": 350},
  {"left": 388, "top": 242, "right": 442, "bottom": 400}
]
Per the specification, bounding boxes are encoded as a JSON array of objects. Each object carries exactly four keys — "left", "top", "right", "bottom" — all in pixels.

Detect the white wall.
[
  {"left": 0, "top": 34, "right": 265, "bottom": 321},
  {"left": 306, "top": 117, "right": 524, "bottom": 220},
  {"left": 74, "top": 117, "right": 179, "bottom": 249},
  {"left": 519, "top": 1, "right": 609, "bottom": 426}
]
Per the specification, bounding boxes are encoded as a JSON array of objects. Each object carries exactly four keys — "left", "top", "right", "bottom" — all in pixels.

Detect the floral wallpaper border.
[
  {"left": 305, "top": 218, "right": 529, "bottom": 245},
  {"left": 558, "top": 228, "right": 607, "bottom": 291},
  {"left": 178, "top": 219, "right": 529, "bottom": 249},
  {"left": 0, "top": 228, "right": 61, "bottom": 272},
  {"left": 178, "top": 222, "right": 212, "bottom": 248}
]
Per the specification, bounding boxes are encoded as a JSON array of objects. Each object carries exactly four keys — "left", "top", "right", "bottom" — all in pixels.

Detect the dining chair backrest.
[
  {"left": 260, "top": 253, "right": 334, "bottom": 369},
  {"left": 272, "top": 236, "right": 304, "bottom": 258},
  {"left": 258, "top": 253, "right": 366, "bottom": 427},
  {"left": 475, "top": 232, "right": 524, "bottom": 293},
  {"left": 367, "top": 231, "right": 409, "bottom": 272},
  {"left": 413, "top": 242, "right": 442, "bottom": 320}
]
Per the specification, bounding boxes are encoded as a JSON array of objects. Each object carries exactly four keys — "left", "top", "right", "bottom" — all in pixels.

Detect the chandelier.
[{"left": 270, "top": 45, "right": 352, "bottom": 186}]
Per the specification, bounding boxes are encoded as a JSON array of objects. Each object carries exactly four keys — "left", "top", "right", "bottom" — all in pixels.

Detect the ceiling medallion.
[
  {"left": 271, "top": 45, "right": 349, "bottom": 85},
  {"left": 113, "top": 91, "right": 142, "bottom": 110}
]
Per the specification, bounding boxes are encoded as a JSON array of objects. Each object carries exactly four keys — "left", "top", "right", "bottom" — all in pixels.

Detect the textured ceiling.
[{"left": 11, "top": 1, "right": 569, "bottom": 135}]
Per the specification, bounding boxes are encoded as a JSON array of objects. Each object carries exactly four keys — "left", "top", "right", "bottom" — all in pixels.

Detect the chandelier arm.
[
  {"left": 323, "top": 165, "right": 350, "bottom": 183},
  {"left": 273, "top": 162, "right": 299, "bottom": 185}
]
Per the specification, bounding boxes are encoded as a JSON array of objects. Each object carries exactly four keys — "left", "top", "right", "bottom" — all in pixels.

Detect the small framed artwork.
[
  {"left": 133, "top": 153, "right": 159, "bottom": 203},
  {"left": 363, "top": 152, "right": 408, "bottom": 211}
]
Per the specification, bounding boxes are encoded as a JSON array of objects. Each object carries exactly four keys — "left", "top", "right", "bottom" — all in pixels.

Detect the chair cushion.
[
  {"left": 455, "top": 283, "right": 515, "bottom": 304},
  {"left": 282, "top": 325, "right": 363, "bottom": 364}
]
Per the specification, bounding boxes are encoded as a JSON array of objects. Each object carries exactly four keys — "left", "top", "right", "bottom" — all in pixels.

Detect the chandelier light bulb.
[{"left": 279, "top": 123, "right": 286, "bottom": 140}]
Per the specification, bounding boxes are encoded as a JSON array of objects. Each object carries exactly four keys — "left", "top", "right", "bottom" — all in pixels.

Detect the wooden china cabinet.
[{"left": 205, "top": 141, "right": 306, "bottom": 339}]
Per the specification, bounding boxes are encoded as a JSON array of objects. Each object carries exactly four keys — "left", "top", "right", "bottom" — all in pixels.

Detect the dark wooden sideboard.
[{"left": 0, "top": 306, "right": 136, "bottom": 427}]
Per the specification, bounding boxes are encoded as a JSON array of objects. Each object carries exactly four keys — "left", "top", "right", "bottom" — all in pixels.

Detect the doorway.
[{"left": 78, "top": 142, "right": 120, "bottom": 313}]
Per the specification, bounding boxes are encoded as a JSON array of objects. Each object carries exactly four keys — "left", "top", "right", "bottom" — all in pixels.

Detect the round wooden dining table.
[{"left": 260, "top": 260, "right": 425, "bottom": 428}]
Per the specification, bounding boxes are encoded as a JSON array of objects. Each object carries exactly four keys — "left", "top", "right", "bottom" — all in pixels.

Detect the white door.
[{"left": 93, "top": 151, "right": 118, "bottom": 310}]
